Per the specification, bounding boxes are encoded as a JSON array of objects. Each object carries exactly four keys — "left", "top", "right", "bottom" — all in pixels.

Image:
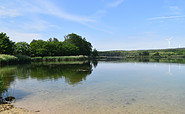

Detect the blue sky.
[{"left": 1, "top": 0, "right": 185, "bottom": 51}]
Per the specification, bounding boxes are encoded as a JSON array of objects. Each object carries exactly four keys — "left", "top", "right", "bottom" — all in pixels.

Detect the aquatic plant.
[
  {"left": 16, "top": 55, "right": 31, "bottom": 63},
  {"left": 0, "top": 54, "right": 18, "bottom": 65},
  {"left": 32, "top": 56, "right": 89, "bottom": 62}
]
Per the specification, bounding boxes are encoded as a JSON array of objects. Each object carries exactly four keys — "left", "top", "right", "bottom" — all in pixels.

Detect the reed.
[
  {"left": 32, "top": 56, "right": 89, "bottom": 62},
  {"left": 0, "top": 54, "right": 18, "bottom": 65},
  {"left": 16, "top": 55, "right": 31, "bottom": 63}
]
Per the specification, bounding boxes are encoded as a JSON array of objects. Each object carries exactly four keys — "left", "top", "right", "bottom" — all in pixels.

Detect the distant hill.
[{"left": 98, "top": 48, "right": 185, "bottom": 59}]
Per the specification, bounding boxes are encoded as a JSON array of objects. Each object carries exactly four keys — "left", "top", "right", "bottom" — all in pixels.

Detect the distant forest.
[
  {"left": 0, "top": 32, "right": 98, "bottom": 57},
  {"left": 99, "top": 48, "right": 185, "bottom": 59}
]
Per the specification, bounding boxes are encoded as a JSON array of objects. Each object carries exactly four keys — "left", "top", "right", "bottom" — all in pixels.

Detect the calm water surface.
[{"left": 1, "top": 61, "right": 185, "bottom": 114}]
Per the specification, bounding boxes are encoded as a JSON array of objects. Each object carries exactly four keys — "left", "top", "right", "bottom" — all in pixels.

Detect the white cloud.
[
  {"left": 107, "top": 0, "right": 124, "bottom": 7},
  {"left": 81, "top": 22, "right": 113, "bottom": 34},
  {"left": 148, "top": 15, "right": 185, "bottom": 20},
  {"left": 30, "top": 0, "right": 95, "bottom": 23},
  {"left": 5, "top": 30, "right": 42, "bottom": 43},
  {"left": 0, "top": 0, "right": 112, "bottom": 35},
  {"left": 1, "top": 0, "right": 95, "bottom": 23},
  {"left": 0, "top": 6, "right": 20, "bottom": 18},
  {"left": 21, "top": 19, "right": 50, "bottom": 31}
]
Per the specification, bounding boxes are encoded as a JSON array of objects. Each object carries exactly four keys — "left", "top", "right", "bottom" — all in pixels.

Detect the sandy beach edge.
[{"left": 0, "top": 104, "right": 39, "bottom": 114}]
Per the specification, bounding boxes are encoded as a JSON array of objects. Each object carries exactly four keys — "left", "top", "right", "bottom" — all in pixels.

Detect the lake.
[{"left": 1, "top": 60, "right": 185, "bottom": 114}]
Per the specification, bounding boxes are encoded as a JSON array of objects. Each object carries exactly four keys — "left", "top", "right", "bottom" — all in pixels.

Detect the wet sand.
[{"left": 0, "top": 104, "right": 39, "bottom": 114}]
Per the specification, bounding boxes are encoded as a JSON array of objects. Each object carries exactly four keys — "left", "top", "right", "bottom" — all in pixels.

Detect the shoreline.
[{"left": 0, "top": 104, "right": 39, "bottom": 114}]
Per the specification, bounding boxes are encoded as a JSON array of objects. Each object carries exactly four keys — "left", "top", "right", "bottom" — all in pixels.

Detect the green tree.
[
  {"left": 62, "top": 42, "right": 79, "bottom": 56},
  {"left": 30, "top": 40, "right": 47, "bottom": 57},
  {"left": 139, "top": 51, "right": 149, "bottom": 56},
  {"left": 153, "top": 52, "right": 160, "bottom": 56},
  {"left": 48, "top": 37, "right": 59, "bottom": 42},
  {"left": 46, "top": 38, "right": 60, "bottom": 56},
  {"left": 64, "top": 33, "right": 92, "bottom": 55},
  {"left": 92, "top": 48, "right": 98, "bottom": 57},
  {"left": 0, "top": 32, "right": 15, "bottom": 54},
  {"left": 15, "top": 42, "right": 30, "bottom": 55}
]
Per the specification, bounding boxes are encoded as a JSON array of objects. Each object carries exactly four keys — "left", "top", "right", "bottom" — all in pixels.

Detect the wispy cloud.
[
  {"left": 81, "top": 22, "right": 113, "bottom": 34},
  {"left": 0, "top": 0, "right": 113, "bottom": 37},
  {"left": 148, "top": 15, "right": 185, "bottom": 20},
  {"left": 4, "top": 29, "right": 42, "bottom": 43},
  {"left": 32, "top": 0, "right": 95, "bottom": 23},
  {"left": 0, "top": 6, "right": 20, "bottom": 18},
  {"left": 169, "top": 6, "right": 181, "bottom": 15},
  {"left": 107, "top": 0, "right": 124, "bottom": 7},
  {"left": 1, "top": 0, "right": 95, "bottom": 23}
]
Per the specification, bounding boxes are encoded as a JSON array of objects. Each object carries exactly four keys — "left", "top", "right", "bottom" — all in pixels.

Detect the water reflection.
[
  {"left": 0, "top": 61, "right": 94, "bottom": 87},
  {"left": 100, "top": 58, "right": 185, "bottom": 64},
  {"left": 0, "top": 61, "right": 95, "bottom": 103},
  {"left": 30, "top": 62, "right": 92, "bottom": 85},
  {"left": 1, "top": 59, "right": 185, "bottom": 113},
  {"left": 168, "top": 63, "right": 172, "bottom": 75}
]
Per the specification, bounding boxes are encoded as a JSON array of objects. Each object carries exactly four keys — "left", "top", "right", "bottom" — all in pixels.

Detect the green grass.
[
  {"left": 0, "top": 54, "right": 90, "bottom": 65},
  {"left": 0, "top": 54, "right": 31, "bottom": 66},
  {"left": 31, "top": 61, "right": 89, "bottom": 65},
  {"left": 0, "top": 54, "right": 18, "bottom": 65},
  {"left": 31, "top": 56, "right": 89, "bottom": 62},
  {"left": 16, "top": 55, "right": 31, "bottom": 63}
]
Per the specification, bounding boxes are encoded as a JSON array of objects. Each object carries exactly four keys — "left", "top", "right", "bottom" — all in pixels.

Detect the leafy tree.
[
  {"left": 30, "top": 40, "right": 47, "bottom": 57},
  {"left": 0, "top": 32, "right": 15, "bottom": 54},
  {"left": 46, "top": 38, "right": 60, "bottom": 56},
  {"left": 48, "top": 37, "right": 59, "bottom": 42},
  {"left": 153, "top": 52, "right": 160, "bottom": 56},
  {"left": 62, "top": 42, "right": 79, "bottom": 56},
  {"left": 139, "top": 51, "right": 149, "bottom": 56},
  {"left": 64, "top": 33, "right": 92, "bottom": 55},
  {"left": 15, "top": 42, "right": 30, "bottom": 55},
  {"left": 45, "top": 41, "right": 57, "bottom": 56},
  {"left": 92, "top": 48, "right": 98, "bottom": 57}
]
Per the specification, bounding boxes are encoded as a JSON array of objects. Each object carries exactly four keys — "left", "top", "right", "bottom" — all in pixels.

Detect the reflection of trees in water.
[
  {"left": 30, "top": 62, "right": 93, "bottom": 85},
  {"left": 102, "top": 58, "right": 185, "bottom": 64},
  {"left": 0, "top": 66, "right": 17, "bottom": 88},
  {"left": 0, "top": 73, "right": 5, "bottom": 102},
  {"left": 0, "top": 62, "right": 94, "bottom": 87},
  {"left": 91, "top": 59, "right": 98, "bottom": 68}
]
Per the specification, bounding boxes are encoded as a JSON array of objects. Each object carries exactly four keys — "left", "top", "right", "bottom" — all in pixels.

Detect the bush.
[
  {"left": 16, "top": 55, "right": 31, "bottom": 63},
  {"left": 0, "top": 54, "right": 18, "bottom": 65}
]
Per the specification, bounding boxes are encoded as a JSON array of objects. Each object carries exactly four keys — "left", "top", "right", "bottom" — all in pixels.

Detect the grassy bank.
[
  {"left": 31, "top": 56, "right": 89, "bottom": 62},
  {"left": 0, "top": 54, "right": 18, "bottom": 65},
  {"left": 0, "top": 54, "right": 89, "bottom": 65},
  {"left": 0, "top": 54, "right": 31, "bottom": 66}
]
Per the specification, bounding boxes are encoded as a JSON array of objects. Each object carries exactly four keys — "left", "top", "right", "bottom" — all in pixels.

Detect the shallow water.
[{"left": 1, "top": 61, "right": 185, "bottom": 114}]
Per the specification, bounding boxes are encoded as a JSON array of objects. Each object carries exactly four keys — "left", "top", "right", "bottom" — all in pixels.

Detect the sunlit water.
[{"left": 1, "top": 61, "right": 185, "bottom": 114}]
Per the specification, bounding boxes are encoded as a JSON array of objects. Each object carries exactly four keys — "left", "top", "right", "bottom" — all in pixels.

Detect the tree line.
[{"left": 0, "top": 32, "right": 98, "bottom": 57}]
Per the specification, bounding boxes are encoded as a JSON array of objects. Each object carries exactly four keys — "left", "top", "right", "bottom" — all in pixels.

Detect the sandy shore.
[{"left": 0, "top": 104, "right": 39, "bottom": 114}]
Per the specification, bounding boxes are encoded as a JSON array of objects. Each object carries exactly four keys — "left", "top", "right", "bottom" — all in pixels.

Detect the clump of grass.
[
  {"left": 0, "top": 54, "right": 18, "bottom": 65},
  {"left": 16, "top": 55, "right": 31, "bottom": 63},
  {"left": 32, "top": 56, "right": 89, "bottom": 62},
  {"left": 31, "top": 57, "right": 42, "bottom": 62}
]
